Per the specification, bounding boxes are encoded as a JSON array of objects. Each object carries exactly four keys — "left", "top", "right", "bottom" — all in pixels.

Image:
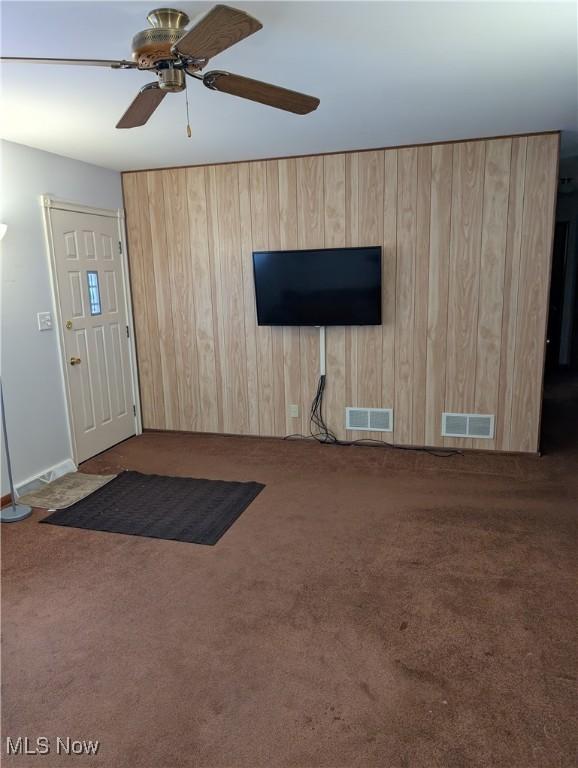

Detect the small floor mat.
[
  {"left": 40, "top": 470, "right": 265, "bottom": 545},
  {"left": 18, "top": 472, "right": 117, "bottom": 510}
]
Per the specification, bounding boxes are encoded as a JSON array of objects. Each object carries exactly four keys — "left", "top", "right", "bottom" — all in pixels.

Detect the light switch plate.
[
  {"left": 37, "top": 312, "right": 53, "bottom": 331},
  {"left": 288, "top": 404, "right": 299, "bottom": 418}
]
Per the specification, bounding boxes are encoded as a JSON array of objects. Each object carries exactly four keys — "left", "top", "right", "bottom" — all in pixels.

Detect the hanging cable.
[
  {"left": 309, "top": 375, "right": 339, "bottom": 444},
  {"left": 288, "top": 388, "right": 462, "bottom": 458},
  {"left": 286, "top": 327, "right": 460, "bottom": 457}
]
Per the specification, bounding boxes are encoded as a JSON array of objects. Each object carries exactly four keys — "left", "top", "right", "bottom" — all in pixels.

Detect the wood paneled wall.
[{"left": 123, "top": 132, "right": 559, "bottom": 452}]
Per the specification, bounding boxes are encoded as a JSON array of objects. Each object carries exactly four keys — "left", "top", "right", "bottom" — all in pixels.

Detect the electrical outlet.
[
  {"left": 288, "top": 404, "right": 299, "bottom": 418},
  {"left": 37, "top": 312, "right": 53, "bottom": 331}
]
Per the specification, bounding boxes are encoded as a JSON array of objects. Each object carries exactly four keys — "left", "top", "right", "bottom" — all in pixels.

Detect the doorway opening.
[
  {"left": 540, "top": 177, "right": 578, "bottom": 457},
  {"left": 43, "top": 197, "right": 141, "bottom": 465}
]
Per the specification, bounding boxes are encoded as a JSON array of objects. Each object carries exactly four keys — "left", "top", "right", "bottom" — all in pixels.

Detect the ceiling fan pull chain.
[{"left": 185, "top": 77, "right": 192, "bottom": 138}]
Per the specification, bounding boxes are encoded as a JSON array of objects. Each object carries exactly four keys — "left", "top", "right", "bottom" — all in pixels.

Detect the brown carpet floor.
[{"left": 2, "top": 376, "right": 577, "bottom": 768}]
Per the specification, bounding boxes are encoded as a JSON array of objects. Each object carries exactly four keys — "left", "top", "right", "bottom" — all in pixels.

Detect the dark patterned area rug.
[{"left": 40, "top": 471, "right": 265, "bottom": 545}]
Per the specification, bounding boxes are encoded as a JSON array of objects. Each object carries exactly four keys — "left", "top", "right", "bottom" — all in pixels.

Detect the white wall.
[{"left": 0, "top": 140, "right": 123, "bottom": 493}]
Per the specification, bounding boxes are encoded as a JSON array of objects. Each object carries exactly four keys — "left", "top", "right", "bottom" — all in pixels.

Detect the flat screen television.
[{"left": 252, "top": 246, "right": 382, "bottom": 326}]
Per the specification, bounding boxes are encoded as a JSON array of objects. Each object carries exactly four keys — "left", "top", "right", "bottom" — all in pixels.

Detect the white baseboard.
[{"left": 15, "top": 458, "right": 77, "bottom": 497}]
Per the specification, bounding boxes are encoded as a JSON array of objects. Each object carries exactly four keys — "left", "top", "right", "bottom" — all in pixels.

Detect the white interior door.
[{"left": 50, "top": 208, "right": 137, "bottom": 463}]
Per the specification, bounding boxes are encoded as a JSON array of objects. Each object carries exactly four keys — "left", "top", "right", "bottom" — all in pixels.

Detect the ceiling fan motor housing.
[
  {"left": 131, "top": 7, "right": 191, "bottom": 70},
  {"left": 157, "top": 65, "right": 185, "bottom": 91}
]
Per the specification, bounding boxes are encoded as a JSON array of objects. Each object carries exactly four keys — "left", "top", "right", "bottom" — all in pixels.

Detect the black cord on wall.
[
  {"left": 285, "top": 375, "right": 462, "bottom": 459},
  {"left": 309, "top": 374, "right": 339, "bottom": 444}
]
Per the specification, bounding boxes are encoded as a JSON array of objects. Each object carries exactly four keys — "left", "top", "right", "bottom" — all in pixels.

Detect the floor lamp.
[{"left": 1, "top": 377, "right": 32, "bottom": 522}]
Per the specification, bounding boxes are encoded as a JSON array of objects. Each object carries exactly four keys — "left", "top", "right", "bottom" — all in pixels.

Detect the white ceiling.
[{"left": 1, "top": 1, "right": 576, "bottom": 171}]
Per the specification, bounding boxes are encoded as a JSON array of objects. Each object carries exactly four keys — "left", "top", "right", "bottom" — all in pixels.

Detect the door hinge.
[
  {"left": 133, "top": 404, "right": 136, "bottom": 416},
  {"left": 118, "top": 241, "right": 122, "bottom": 254},
  {"left": 126, "top": 325, "right": 130, "bottom": 338}
]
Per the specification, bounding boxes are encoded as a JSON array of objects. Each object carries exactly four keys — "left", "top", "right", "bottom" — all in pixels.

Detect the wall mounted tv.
[{"left": 252, "top": 246, "right": 382, "bottom": 326}]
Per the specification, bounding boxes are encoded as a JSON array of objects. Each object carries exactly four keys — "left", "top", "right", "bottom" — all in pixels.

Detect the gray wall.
[{"left": 1, "top": 140, "right": 123, "bottom": 492}]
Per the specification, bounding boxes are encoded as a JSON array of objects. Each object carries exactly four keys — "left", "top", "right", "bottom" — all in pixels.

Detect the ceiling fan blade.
[
  {"left": 116, "top": 83, "right": 167, "bottom": 129},
  {"left": 203, "top": 71, "right": 320, "bottom": 115},
  {"left": 174, "top": 4, "right": 262, "bottom": 61},
  {"left": 1, "top": 56, "right": 136, "bottom": 69}
]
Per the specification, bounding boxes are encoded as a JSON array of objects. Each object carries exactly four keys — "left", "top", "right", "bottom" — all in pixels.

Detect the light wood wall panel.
[
  {"left": 510, "top": 135, "right": 559, "bottom": 451},
  {"left": 323, "top": 154, "right": 347, "bottom": 440},
  {"left": 204, "top": 166, "right": 225, "bottom": 432},
  {"left": 344, "top": 153, "right": 361, "bottom": 440},
  {"left": 394, "top": 147, "right": 418, "bottom": 445},
  {"left": 425, "top": 143, "right": 452, "bottom": 446},
  {"left": 214, "top": 164, "right": 249, "bottom": 435},
  {"left": 277, "top": 158, "right": 301, "bottom": 436},
  {"left": 495, "top": 138, "right": 527, "bottom": 450},
  {"left": 162, "top": 168, "right": 199, "bottom": 432},
  {"left": 296, "top": 156, "right": 324, "bottom": 437},
  {"left": 249, "top": 161, "right": 275, "bottom": 436},
  {"left": 472, "top": 139, "right": 511, "bottom": 450},
  {"left": 444, "top": 141, "right": 486, "bottom": 448},
  {"left": 357, "top": 151, "right": 384, "bottom": 439},
  {"left": 147, "top": 171, "right": 179, "bottom": 429},
  {"left": 413, "top": 146, "right": 432, "bottom": 446},
  {"left": 238, "top": 163, "right": 260, "bottom": 436},
  {"left": 123, "top": 132, "right": 559, "bottom": 453},
  {"left": 382, "top": 149, "right": 397, "bottom": 429},
  {"left": 123, "top": 173, "right": 155, "bottom": 427},
  {"left": 131, "top": 171, "right": 165, "bottom": 429},
  {"left": 185, "top": 166, "right": 219, "bottom": 433}
]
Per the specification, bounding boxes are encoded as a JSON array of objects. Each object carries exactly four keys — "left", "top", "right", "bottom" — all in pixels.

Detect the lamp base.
[{"left": 1, "top": 503, "right": 33, "bottom": 523}]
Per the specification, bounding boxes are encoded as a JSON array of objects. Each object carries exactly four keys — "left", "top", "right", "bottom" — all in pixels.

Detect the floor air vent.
[
  {"left": 442, "top": 412, "right": 494, "bottom": 439},
  {"left": 345, "top": 407, "right": 393, "bottom": 432}
]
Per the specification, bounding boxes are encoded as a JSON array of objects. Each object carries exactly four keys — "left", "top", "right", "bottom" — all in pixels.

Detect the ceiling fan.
[{"left": 1, "top": 4, "right": 320, "bottom": 129}]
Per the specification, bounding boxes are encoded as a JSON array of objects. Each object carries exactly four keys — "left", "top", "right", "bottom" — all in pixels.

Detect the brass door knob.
[{"left": 70, "top": 356, "right": 81, "bottom": 366}]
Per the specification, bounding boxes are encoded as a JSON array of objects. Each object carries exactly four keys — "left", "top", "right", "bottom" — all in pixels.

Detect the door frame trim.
[{"left": 41, "top": 195, "right": 142, "bottom": 465}]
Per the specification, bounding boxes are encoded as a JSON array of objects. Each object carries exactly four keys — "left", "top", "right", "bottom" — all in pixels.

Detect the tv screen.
[{"left": 252, "top": 246, "right": 382, "bottom": 326}]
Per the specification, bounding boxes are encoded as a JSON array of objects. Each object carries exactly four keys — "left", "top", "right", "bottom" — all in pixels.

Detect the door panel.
[{"left": 51, "top": 209, "right": 136, "bottom": 462}]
